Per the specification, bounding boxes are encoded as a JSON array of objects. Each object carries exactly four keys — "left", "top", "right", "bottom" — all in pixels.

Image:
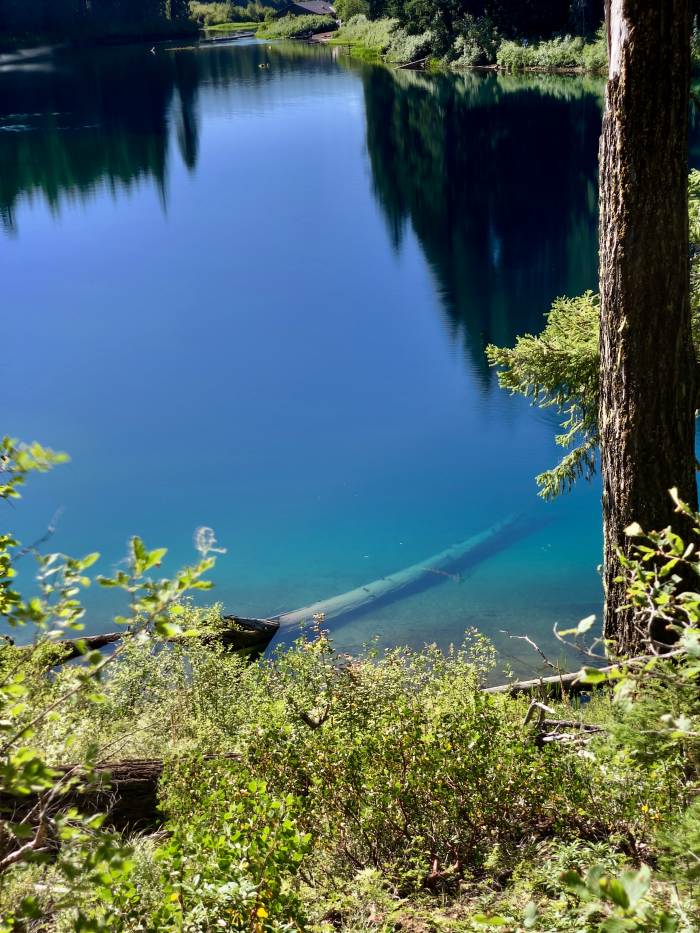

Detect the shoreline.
[
  {"left": 319, "top": 35, "right": 603, "bottom": 75},
  {"left": 0, "top": 22, "right": 198, "bottom": 54},
  {"left": 0, "top": 26, "right": 603, "bottom": 78}
]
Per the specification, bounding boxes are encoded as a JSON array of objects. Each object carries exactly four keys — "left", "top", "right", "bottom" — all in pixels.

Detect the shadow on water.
[
  {"left": 360, "top": 67, "right": 602, "bottom": 380},
  {"left": 1, "top": 42, "right": 612, "bottom": 665},
  {"left": 1, "top": 42, "right": 603, "bottom": 381},
  {"left": 0, "top": 39, "right": 337, "bottom": 233}
]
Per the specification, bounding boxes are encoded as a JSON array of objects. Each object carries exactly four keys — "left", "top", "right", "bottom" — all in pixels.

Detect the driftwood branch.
[
  {"left": 501, "top": 630, "right": 556, "bottom": 670},
  {"left": 486, "top": 646, "right": 684, "bottom": 697},
  {"left": 396, "top": 55, "right": 429, "bottom": 69},
  {"left": 487, "top": 669, "right": 589, "bottom": 697}
]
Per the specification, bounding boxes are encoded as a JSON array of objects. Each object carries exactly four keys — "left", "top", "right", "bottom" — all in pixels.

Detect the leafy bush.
[
  {"left": 449, "top": 13, "right": 500, "bottom": 68},
  {"left": 581, "top": 24, "right": 607, "bottom": 74},
  {"left": 386, "top": 26, "right": 433, "bottom": 64},
  {"left": 497, "top": 35, "right": 583, "bottom": 71},
  {"left": 497, "top": 32, "right": 606, "bottom": 73},
  {"left": 190, "top": 1, "right": 271, "bottom": 25},
  {"left": 331, "top": 14, "right": 397, "bottom": 55},
  {"left": 334, "top": 0, "right": 369, "bottom": 23},
  {"left": 257, "top": 13, "right": 336, "bottom": 37},
  {"left": 109, "top": 763, "right": 312, "bottom": 931},
  {"left": 190, "top": 1, "right": 231, "bottom": 24}
]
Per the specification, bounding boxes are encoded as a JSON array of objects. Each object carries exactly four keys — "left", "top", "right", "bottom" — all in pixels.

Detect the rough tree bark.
[{"left": 599, "top": 0, "right": 697, "bottom": 655}]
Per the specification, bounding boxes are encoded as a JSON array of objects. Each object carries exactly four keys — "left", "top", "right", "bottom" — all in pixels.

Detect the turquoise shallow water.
[{"left": 2, "top": 39, "right": 610, "bottom": 669}]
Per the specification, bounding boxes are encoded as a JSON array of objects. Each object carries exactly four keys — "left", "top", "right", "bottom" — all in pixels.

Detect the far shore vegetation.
[
  {"left": 1, "top": 0, "right": 611, "bottom": 74},
  {"left": 4, "top": 0, "right": 700, "bottom": 79}
]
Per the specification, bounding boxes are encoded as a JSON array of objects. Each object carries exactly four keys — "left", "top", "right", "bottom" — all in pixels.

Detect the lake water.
[{"left": 2, "top": 38, "right": 610, "bottom": 671}]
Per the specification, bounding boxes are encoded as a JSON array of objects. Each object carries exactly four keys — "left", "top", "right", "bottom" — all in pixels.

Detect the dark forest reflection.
[
  {"left": 0, "top": 40, "right": 337, "bottom": 232},
  {"left": 361, "top": 68, "right": 602, "bottom": 375},
  {"left": 1, "top": 42, "right": 603, "bottom": 375}
]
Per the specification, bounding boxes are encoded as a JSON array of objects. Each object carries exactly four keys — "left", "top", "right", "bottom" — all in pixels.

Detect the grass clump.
[
  {"left": 497, "top": 29, "right": 606, "bottom": 73},
  {"left": 203, "top": 20, "right": 261, "bottom": 31},
  {"left": 257, "top": 13, "right": 337, "bottom": 38},
  {"left": 330, "top": 14, "right": 397, "bottom": 56},
  {"left": 190, "top": 0, "right": 272, "bottom": 25}
]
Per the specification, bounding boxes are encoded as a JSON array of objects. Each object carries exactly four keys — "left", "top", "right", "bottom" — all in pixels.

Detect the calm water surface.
[{"left": 3, "top": 38, "right": 609, "bottom": 669}]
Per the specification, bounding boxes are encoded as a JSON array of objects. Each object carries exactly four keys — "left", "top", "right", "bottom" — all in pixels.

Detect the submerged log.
[
  {"left": 20, "top": 512, "right": 542, "bottom": 666},
  {"left": 275, "top": 512, "right": 545, "bottom": 631}
]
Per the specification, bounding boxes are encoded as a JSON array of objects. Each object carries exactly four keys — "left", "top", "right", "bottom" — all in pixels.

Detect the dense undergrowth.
[
  {"left": 1, "top": 440, "right": 700, "bottom": 930},
  {"left": 3, "top": 614, "right": 700, "bottom": 930},
  {"left": 188, "top": 0, "right": 606, "bottom": 71},
  {"left": 330, "top": 14, "right": 606, "bottom": 72},
  {"left": 328, "top": 16, "right": 432, "bottom": 65},
  {"left": 496, "top": 29, "right": 607, "bottom": 73}
]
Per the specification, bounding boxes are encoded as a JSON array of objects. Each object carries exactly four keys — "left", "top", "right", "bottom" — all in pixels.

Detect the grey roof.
[{"left": 290, "top": 0, "right": 335, "bottom": 14}]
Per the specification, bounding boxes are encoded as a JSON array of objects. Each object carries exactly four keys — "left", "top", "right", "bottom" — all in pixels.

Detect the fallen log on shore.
[
  {"left": 276, "top": 512, "right": 545, "bottom": 631},
  {"left": 485, "top": 668, "right": 593, "bottom": 697},
  {"left": 20, "top": 616, "right": 280, "bottom": 666},
  {"left": 0, "top": 755, "right": 242, "bottom": 834},
  {"left": 486, "top": 648, "right": 675, "bottom": 698}
]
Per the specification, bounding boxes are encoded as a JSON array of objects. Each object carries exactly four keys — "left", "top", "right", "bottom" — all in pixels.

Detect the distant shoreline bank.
[{"left": 0, "top": 21, "right": 198, "bottom": 54}]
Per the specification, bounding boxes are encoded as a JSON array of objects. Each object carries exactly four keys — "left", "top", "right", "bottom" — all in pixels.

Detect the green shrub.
[
  {"left": 257, "top": 13, "right": 336, "bottom": 37},
  {"left": 496, "top": 33, "right": 606, "bottom": 74},
  {"left": 581, "top": 24, "right": 608, "bottom": 74},
  {"left": 189, "top": 1, "right": 232, "bottom": 25},
  {"left": 386, "top": 27, "right": 433, "bottom": 64},
  {"left": 21, "top": 626, "right": 625, "bottom": 895},
  {"left": 331, "top": 14, "right": 396, "bottom": 55},
  {"left": 449, "top": 13, "right": 499, "bottom": 67},
  {"left": 190, "top": 1, "right": 269, "bottom": 25},
  {"left": 334, "top": 0, "right": 369, "bottom": 23},
  {"left": 150, "top": 763, "right": 311, "bottom": 930}
]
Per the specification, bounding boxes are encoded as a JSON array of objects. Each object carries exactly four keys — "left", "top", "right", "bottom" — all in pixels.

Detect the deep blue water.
[{"left": 2, "top": 39, "right": 607, "bottom": 669}]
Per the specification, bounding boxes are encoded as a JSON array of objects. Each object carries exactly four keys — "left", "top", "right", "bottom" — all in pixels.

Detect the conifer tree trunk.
[{"left": 599, "top": 0, "right": 697, "bottom": 655}]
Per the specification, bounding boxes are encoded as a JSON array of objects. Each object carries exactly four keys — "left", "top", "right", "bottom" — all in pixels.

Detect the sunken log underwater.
[{"left": 274, "top": 512, "right": 545, "bottom": 631}]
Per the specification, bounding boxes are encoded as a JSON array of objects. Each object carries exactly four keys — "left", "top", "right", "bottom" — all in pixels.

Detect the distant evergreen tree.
[
  {"left": 366, "top": 0, "right": 599, "bottom": 38},
  {"left": 0, "top": 0, "right": 190, "bottom": 38}
]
